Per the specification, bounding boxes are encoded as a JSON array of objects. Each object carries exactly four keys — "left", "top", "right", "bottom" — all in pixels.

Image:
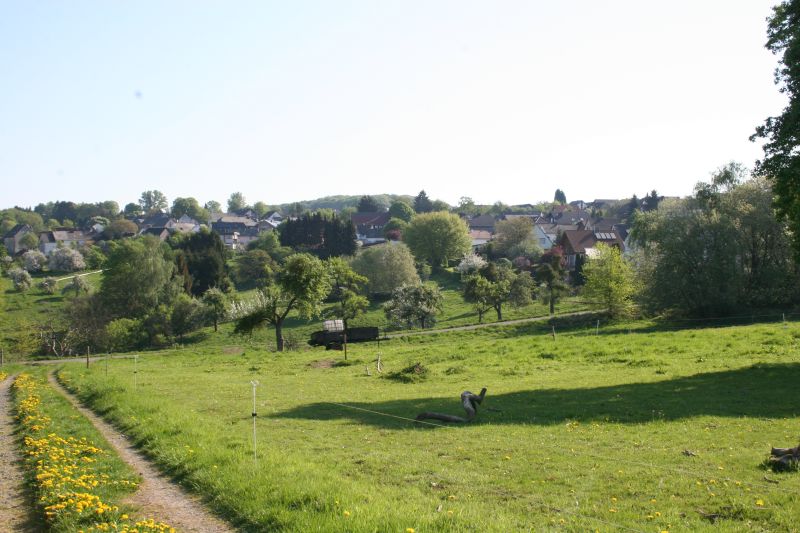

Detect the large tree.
[
  {"left": 554, "top": 189, "right": 567, "bottom": 205},
  {"left": 171, "top": 197, "right": 209, "bottom": 221},
  {"left": 492, "top": 217, "right": 539, "bottom": 259},
  {"left": 139, "top": 190, "right": 168, "bottom": 213},
  {"left": 753, "top": 1, "right": 800, "bottom": 256},
  {"left": 463, "top": 262, "right": 533, "bottom": 321},
  {"left": 174, "top": 229, "right": 231, "bottom": 296},
  {"left": 388, "top": 200, "right": 415, "bottom": 222},
  {"left": 231, "top": 253, "right": 331, "bottom": 351},
  {"left": 99, "top": 236, "right": 179, "bottom": 319},
  {"left": 384, "top": 283, "right": 443, "bottom": 329},
  {"left": 350, "top": 243, "right": 420, "bottom": 295},
  {"left": 535, "top": 247, "right": 569, "bottom": 315},
  {"left": 413, "top": 190, "right": 434, "bottom": 213},
  {"left": 403, "top": 211, "right": 471, "bottom": 268},
  {"left": 326, "top": 257, "right": 369, "bottom": 329},
  {"left": 227, "top": 192, "right": 247, "bottom": 213},
  {"left": 357, "top": 195, "right": 383, "bottom": 212}
]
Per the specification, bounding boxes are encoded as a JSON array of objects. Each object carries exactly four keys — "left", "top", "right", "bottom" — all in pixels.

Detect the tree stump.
[
  {"left": 416, "top": 388, "right": 487, "bottom": 423},
  {"left": 769, "top": 444, "right": 800, "bottom": 470}
]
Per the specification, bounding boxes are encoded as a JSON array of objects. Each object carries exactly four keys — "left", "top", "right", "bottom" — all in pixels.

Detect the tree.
[
  {"left": 19, "top": 232, "right": 39, "bottom": 251},
  {"left": 232, "top": 249, "right": 274, "bottom": 288},
  {"left": 171, "top": 197, "right": 208, "bottom": 221},
  {"left": 413, "top": 190, "right": 434, "bottom": 214},
  {"left": 252, "top": 201, "right": 270, "bottom": 219},
  {"left": 170, "top": 295, "right": 206, "bottom": 341},
  {"left": 403, "top": 211, "right": 471, "bottom": 268},
  {"left": 22, "top": 250, "right": 47, "bottom": 272},
  {"left": 48, "top": 248, "right": 86, "bottom": 272},
  {"left": 633, "top": 171, "right": 799, "bottom": 315},
  {"left": 457, "top": 196, "right": 478, "bottom": 216},
  {"left": 106, "top": 318, "right": 145, "bottom": 352},
  {"left": 38, "top": 277, "right": 58, "bottom": 295},
  {"left": 582, "top": 243, "right": 637, "bottom": 318},
  {"left": 123, "top": 203, "right": 143, "bottom": 217},
  {"left": 752, "top": 1, "right": 800, "bottom": 257},
  {"left": 8, "top": 268, "right": 32, "bottom": 292},
  {"left": 350, "top": 243, "right": 420, "bottom": 295},
  {"left": 227, "top": 192, "right": 247, "bottom": 213},
  {"left": 383, "top": 218, "right": 408, "bottom": 240},
  {"left": 139, "top": 190, "right": 168, "bottom": 213},
  {"left": 326, "top": 257, "right": 369, "bottom": 329},
  {"left": 493, "top": 217, "right": 536, "bottom": 258},
  {"left": 456, "top": 251, "right": 487, "bottom": 278},
  {"left": 554, "top": 189, "right": 567, "bottom": 205},
  {"left": 384, "top": 283, "right": 443, "bottom": 329},
  {"left": 99, "top": 236, "right": 179, "bottom": 319},
  {"left": 174, "top": 229, "right": 231, "bottom": 296},
  {"left": 357, "top": 195, "right": 382, "bottom": 212},
  {"left": 641, "top": 190, "right": 662, "bottom": 212},
  {"left": 463, "top": 262, "right": 533, "bottom": 321},
  {"left": 63, "top": 275, "right": 90, "bottom": 297},
  {"left": 204, "top": 200, "right": 222, "bottom": 213},
  {"left": 231, "top": 253, "right": 331, "bottom": 351},
  {"left": 247, "top": 231, "right": 293, "bottom": 263},
  {"left": 388, "top": 200, "right": 415, "bottom": 222},
  {"left": 431, "top": 199, "right": 451, "bottom": 212},
  {"left": 278, "top": 213, "right": 357, "bottom": 258},
  {"left": 202, "top": 287, "right": 228, "bottom": 332},
  {"left": 103, "top": 219, "right": 138, "bottom": 240},
  {"left": 535, "top": 247, "right": 569, "bottom": 315}
]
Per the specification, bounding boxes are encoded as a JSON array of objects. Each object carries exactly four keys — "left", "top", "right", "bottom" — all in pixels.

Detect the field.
[{"left": 56, "top": 316, "right": 800, "bottom": 532}]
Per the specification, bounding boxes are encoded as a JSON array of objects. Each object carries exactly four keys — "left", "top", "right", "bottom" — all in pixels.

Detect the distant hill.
[{"left": 275, "top": 194, "right": 416, "bottom": 213}]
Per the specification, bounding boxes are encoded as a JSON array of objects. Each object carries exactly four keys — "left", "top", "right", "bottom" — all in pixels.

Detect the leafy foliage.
[
  {"left": 403, "top": 211, "right": 472, "bottom": 268},
  {"left": 383, "top": 283, "right": 443, "bottom": 329},
  {"left": 279, "top": 213, "right": 357, "bottom": 258},
  {"left": 173, "top": 229, "right": 230, "bottom": 296},
  {"left": 22, "top": 249, "right": 47, "bottom": 272},
  {"left": 350, "top": 243, "right": 420, "bottom": 295},
  {"left": 48, "top": 247, "right": 86, "bottom": 272},
  {"left": 582, "top": 243, "right": 637, "bottom": 318}
]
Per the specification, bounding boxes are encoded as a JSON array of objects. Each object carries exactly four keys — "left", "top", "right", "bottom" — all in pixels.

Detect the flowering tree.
[
  {"left": 22, "top": 250, "right": 47, "bottom": 272},
  {"left": 456, "top": 251, "right": 487, "bottom": 278},
  {"left": 48, "top": 247, "right": 86, "bottom": 272},
  {"left": 384, "top": 283, "right": 443, "bottom": 329}
]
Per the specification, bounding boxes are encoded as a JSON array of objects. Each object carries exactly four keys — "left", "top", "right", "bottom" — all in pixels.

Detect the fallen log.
[{"left": 416, "top": 388, "right": 487, "bottom": 423}]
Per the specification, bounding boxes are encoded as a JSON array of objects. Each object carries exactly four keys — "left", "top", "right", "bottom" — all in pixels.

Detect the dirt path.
[
  {"left": 0, "top": 375, "right": 39, "bottom": 532},
  {"left": 47, "top": 372, "right": 234, "bottom": 533},
  {"left": 385, "top": 309, "right": 601, "bottom": 338}
]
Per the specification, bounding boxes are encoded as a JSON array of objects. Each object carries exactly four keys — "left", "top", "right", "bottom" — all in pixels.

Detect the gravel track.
[{"left": 48, "top": 372, "right": 234, "bottom": 533}]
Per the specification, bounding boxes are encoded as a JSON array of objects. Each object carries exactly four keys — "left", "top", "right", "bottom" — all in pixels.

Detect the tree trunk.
[
  {"left": 275, "top": 320, "right": 285, "bottom": 352},
  {"left": 478, "top": 309, "right": 483, "bottom": 323},
  {"left": 549, "top": 291, "right": 555, "bottom": 315},
  {"left": 416, "top": 388, "right": 487, "bottom": 423},
  {"left": 495, "top": 305, "right": 502, "bottom": 321},
  {"left": 213, "top": 318, "right": 218, "bottom": 332}
]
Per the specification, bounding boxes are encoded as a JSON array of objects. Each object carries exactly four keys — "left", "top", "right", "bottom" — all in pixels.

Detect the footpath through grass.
[
  {"left": 58, "top": 318, "right": 800, "bottom": 531},
  {"left": 11, "top": 368, "right": 174, "bottom": 532}
]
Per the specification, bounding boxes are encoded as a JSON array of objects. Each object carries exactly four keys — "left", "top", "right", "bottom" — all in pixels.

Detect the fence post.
[{"left": 596, "top": 320, "right": 600, "bottom": 336}]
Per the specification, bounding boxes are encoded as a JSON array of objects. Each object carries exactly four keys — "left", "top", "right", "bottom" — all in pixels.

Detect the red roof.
[{"left": 350, "top": 212, "right": 391, "bottom": 226}]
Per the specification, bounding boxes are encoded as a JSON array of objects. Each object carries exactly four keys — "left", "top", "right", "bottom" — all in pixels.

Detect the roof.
[
  {"left": 469, "top": 229, "right": 492, "bottom": 239},
  {"left": 559, "top": 229, "right": 624, "bottom": 255},
  {"left": 3, "top": 224, "right": 31, "bottom": 239},
  {"left": 140, "top": 227, "right": 170, "bottom": 239},
  {"left": 351, "top": 212, "right": 391, "bottom": 226},
  {"left": 467, "top": 214, "right": 496, "bottom": 231},
  {"left": 216, "top": 215, "right": 258, "bottom": 227}
]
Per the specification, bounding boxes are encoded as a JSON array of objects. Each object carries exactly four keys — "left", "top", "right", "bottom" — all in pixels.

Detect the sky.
[{"left": 0, "top": 1, "right": 789, "bottom": 210}]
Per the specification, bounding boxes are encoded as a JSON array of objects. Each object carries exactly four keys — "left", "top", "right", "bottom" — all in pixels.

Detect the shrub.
[
  {"left": 8, "top": 267, "right": 32, "bottom": 292},
  {"left": 38, "top": 277, "right": 58, "bottom": 295},
  {"left": 22, "top": 249, "right": 47, "bottom": 272},
  {"left": 48, "top": 247, "right": 86, "bottom": 272}
]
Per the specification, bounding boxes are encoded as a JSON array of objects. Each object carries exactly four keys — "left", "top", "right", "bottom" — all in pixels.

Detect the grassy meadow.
[{"left": 57, "top": 316, "right": 800, "bottom": 532}]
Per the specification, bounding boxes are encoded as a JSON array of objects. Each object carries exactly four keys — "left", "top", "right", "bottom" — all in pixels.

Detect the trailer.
[{"left": 308, "top": 326, "right": 380, "bottom": 350}]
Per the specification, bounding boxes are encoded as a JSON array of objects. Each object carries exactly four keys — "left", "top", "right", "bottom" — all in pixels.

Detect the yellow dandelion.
[
  {"left": 756, "top": 499, "right": 764, "bottom": 507},
  {"left": 343, "top": 510, "right": 351, "bottom": 517},
  {"left": 406, "top": 529, "right": 415, "bottom": 533}
]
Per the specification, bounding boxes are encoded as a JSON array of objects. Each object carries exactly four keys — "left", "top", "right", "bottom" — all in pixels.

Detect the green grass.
[
  {"left": 0, "top": 271, "right": 103, "bottom": 358},
  {"left": 11, "top": 368, "right": 144, "bottom": 532},
  {"left": 58, "top": 317, "right": 800, "bottom": 531}
]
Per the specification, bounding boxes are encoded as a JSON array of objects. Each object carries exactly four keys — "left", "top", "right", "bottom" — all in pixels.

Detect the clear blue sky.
[{"left": 0, "top": 1, "right": 787, "bottom": 210}]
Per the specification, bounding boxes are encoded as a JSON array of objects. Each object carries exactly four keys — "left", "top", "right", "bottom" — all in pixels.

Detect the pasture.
[{"left": 57, "top": 317, "right": 800, "bottom": 532}]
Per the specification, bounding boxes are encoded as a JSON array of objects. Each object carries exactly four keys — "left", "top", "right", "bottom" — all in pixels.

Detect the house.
[
  {"left": 467, "top": 214, "right": 497, "bottom": 233},
  {"left": 38, "top": 229, "right": 91, "bottom": 254},
  {"left": 469, "top": 229, "right": 492, "bottom": 249},
  {"left": 3, "top": 224, "right": 34, "bottom": 255},
  {"left": 171, "top": 214, "right": 202, "bottom": 234},
  {"left": 351, "top": 212, "right": 391, "bottom": 244},
  {"left": 139, "top": 212, "right": 175, "bottom": 231},
  {"left": 558, "top": 229, "right": 625, "bottom": 270},
  {"left": 140, "top": 227, "right": 171, "bottom": 241},
  {"left": 211, "top": 214, "right": 260, "bottom": 249},
  {"left": 265, "top": 211, "right": 284, "bottom": 224},
  {"left": 533, "top": 223, "right": 578, "bottom": 250}
]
